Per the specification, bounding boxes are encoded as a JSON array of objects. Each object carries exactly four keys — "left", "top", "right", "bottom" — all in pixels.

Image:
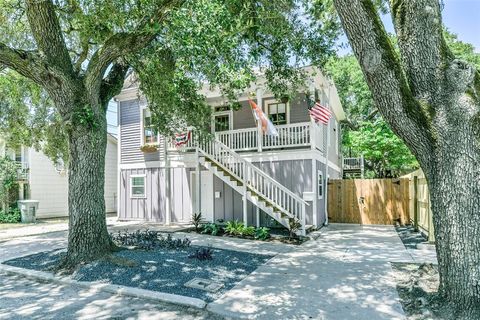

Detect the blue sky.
[{"left": 338, "top": 0, "right": 480, "bottom": 54}]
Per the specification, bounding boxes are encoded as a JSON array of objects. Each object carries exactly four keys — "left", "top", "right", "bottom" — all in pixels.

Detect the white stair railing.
[{"left": 198, "top": 138, "right": 308, "bottom": 227}]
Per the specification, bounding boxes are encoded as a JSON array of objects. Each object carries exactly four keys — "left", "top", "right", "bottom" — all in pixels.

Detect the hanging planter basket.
[
  {"left": 280, "top": 95, "right": 290, "bottom": 103},
  {"left": 140, "top": 144, "right": 159, "bottom": 153}
]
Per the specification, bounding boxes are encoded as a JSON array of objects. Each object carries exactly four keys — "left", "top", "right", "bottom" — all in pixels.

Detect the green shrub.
[
  {"left": 224, "top": 220, "right": 244, "bottom": 236},
  {"left": 202, "top": 223, "right": 220, "bottom": 236},
  {"left": 255, "top": 227, "right": 271, "bottom": 241},
  {"left": 241, "top": 226, "right": 256, "bottom": 237},
  {"left": 0, "top": 208, "right": 21, "bottom": 223},
  {"left": 191, "top": 212, "right": 203, "bottom": 232}
]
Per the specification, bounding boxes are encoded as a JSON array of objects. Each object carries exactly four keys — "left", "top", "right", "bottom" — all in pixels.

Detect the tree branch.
[
  {"left": 25, "top": 0, "right": 73, "bottom": 75},
  {"left": 333, "top": 0, "right": 433, "bottom": 165},
  {"left": 99, "top": 63, "right": 130, "bottom": 107},
  {"left": 84, "top": 0, "right": 185, "bottom": 97},
  {"left": 0, "top": 43, "right": 48, "bottom": 84},
  {"left": 391, "top": 0, "right": 450, "bottom": 101}
]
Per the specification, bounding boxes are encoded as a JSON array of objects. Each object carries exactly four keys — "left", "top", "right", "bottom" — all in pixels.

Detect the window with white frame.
[
  {"left": 267, "top": 102, "right": 287, "bottom": 125},
  {"left": 317, "top": 170, "right": 324, "bottom": 199},
  {"left": 142, "top": 108, "right": 158, "bottom": 144},
  {"left": 131, "top": 175, "right": 146, "bottom": 198}
]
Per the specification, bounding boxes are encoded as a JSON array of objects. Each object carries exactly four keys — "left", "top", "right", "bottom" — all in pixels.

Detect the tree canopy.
[
  {"left": 0, "top": 0, "right": 340, "bottom": 160},
  {"left": 325, "top": 30, "right": 479, "bottom": 178}
]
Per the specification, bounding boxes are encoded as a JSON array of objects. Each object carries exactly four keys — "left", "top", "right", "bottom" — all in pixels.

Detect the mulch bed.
[{"left": 3, "top": 246, "right": 273, "bottom": 302}]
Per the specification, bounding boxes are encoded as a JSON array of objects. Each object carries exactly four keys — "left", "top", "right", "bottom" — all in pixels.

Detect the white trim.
[
  {"left": 130, "top": 174, "right": 146, "bottom": 198},
  {"left": 264, "top": 98, "right": 290, "bottom": 125},
  {"left": 211, "top": 108, "right": 233, "bottom": 133},
  {"left": 119, "top": 150, "right": 342, "bottom": 172},
  {"left": 317, "top": 170, "right": 324, "bottom": 200},
  {"left": 117, "top": 100, "right": 122, "bottom": 218}
]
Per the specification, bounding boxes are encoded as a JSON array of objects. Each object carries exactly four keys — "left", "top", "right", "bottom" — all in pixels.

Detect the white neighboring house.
[{"left": 0, "top": 134, "right": 118, "bottom": 218}]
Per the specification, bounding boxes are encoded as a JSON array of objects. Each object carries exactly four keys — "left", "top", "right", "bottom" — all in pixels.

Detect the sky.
[{"left": 338, "top": 0, "right": 480, "bottom": 55}]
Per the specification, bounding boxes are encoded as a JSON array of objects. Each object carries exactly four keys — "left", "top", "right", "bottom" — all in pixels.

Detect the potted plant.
[
  {"left": 280, "top": 95, "right": 290, "bottom": 103},
  {"left": 140, "top": 144, "right": 159, "bottom": 153}
]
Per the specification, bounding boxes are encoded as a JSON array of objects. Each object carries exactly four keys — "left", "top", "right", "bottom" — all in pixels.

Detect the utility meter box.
[{"left": 17, "top": 200, "right": 40, "bottom": 223}]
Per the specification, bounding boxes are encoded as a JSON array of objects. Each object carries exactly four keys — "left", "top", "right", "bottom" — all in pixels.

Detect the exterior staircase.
[{"left": 197, "top": 138, "right": 308, "bottom": 235}]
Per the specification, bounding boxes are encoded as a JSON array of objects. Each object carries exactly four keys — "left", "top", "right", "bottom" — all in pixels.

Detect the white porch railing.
[
  {"left": 262, "top": 122, "right": 312, "bottom": 150},
  {"left": 168, "top": 121, "right": 327, "bottom": 154},
  {"left": 343, "top": 157, "right": 364, "bottom": 170}
]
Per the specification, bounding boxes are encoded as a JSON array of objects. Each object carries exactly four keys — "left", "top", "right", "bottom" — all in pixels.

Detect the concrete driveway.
[
  {"left": 208, "top": 224, "right": 412, "bottom": 320},
  {"left": 0, "top": 222, "right": 427, "bottom": 320}
]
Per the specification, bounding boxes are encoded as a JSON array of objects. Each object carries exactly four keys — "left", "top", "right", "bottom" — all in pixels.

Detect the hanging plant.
[
  {"left": 140, "top": 144, "right": 159, "bottom": 153},
  {"left": 280, "top": 95, "right": 290, "bottom": 103}
]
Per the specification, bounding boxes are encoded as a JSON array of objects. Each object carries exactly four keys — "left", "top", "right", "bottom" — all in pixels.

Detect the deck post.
[
  {"left": 310, "top": 118, "right": 316, "bottom": 151},
  {"left": 243, "top": 163, "right": 248, "bottom": 226},
  {"left": 256, "top": 206, "right": 260, "bottom": 227},
  {"left": 301, "top": 203, "right": 306, "bottom": 236}
]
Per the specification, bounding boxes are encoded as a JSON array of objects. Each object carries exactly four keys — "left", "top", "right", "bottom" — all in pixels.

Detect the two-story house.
[{"left": 115, "top": 66, "right": 345, "bottom": 235}]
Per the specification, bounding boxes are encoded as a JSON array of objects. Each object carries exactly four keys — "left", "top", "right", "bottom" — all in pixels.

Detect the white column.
[
  {"left": 256, "top": 206, "right": 260, "bottom": 227},
  {"left": 195, "top": 147, "right": 201, "bottom": 214},
  {"left": 164, "top": 143, "right": 171, "bottom": 225},
  {"left": 256, "top": 87, "right": 263, "bottom": 152}
]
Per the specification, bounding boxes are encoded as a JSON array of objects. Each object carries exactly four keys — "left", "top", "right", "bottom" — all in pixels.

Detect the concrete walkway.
[{"left": 208, "top": 224, "right": 413, "bottom": 320}]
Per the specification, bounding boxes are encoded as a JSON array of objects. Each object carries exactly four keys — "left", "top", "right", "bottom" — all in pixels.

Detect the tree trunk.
[
  {"left": 62, "top": 100, "right": 113, "bottom": 267},
  {"left": 424, "top": 121, "right": 480, "bottom": 318},
  {"left": 332, "top": 0, "right": 480, "bottom": 317}
]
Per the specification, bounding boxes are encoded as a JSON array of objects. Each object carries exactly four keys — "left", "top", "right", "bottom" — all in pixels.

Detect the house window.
[
  {"left": 267, "top": 102, "right": 287, "bottom": 125},
  {"left": 131, "top": 175, "right": 146, "bottom": 198},
  {"left": 214, "top": 114, "right": 230, "bottom": 132},
  {"left": 142, "top": 108, "right": 158, "bottom": 144},
  {"left": 317, "top": 170, "right": 324, "bottom": 199}
]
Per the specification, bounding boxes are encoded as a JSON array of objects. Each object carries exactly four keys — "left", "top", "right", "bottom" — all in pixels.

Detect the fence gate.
[{"left": 327, "top": 178, "right": 410, "bottom": 225}]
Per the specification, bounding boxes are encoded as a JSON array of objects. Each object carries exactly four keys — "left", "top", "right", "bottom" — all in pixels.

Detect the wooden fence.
[
  {"left": 402, "top": 170, "right": 434, "bottom": 242},
  {"left": 327, "top": 178, "right": 410, "bottom": 225}
]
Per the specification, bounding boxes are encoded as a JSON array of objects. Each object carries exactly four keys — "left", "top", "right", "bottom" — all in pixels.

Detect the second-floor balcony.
[{"left": 168, "top": 121, "right": 327, "bottom": 154}]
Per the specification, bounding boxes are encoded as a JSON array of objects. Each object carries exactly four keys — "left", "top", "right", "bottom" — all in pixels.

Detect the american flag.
[{"left": 309, "top": 101, "right": 332, "bottom": 125}]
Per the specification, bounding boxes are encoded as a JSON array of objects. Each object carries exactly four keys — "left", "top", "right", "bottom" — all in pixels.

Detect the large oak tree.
[
  {"left": 333, "top": 0, "right": 480, "bottom": 317},
  {"left": 0, "top": 0, "right": 337, "bottom": 268}
]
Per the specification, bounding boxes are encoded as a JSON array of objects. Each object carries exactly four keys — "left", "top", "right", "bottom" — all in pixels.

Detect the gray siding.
[
  {"left": 232, "top": 101, "right": 255, "bottom": 130},
  {"left": 213, "top": 176, "right": 255, "bottom": 225},
  {"left": 289, "top": 94, "right": 311, "bottom": 124},
  {"left": 119, "top": 99, "right": 163, "bottom": 164},
  {"left": 316, "top": 160, "right": 327, "bottom": 226},
  {"left": 232, "top": 95, "right": 311, "bottom": 131},
  {"left": 119, "top": 167, "right": 192, "bottom": 223}
]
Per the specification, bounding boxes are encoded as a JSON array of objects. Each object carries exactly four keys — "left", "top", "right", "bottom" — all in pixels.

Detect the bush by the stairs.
[{"left": 0, "top": 208, "right": 21, "bottom": 223}]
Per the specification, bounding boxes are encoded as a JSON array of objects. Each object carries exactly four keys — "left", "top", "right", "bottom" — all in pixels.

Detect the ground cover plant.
[
  {"left": 110, "top": 229, "right": 191, "bottom": 250},
  {"left": 0, "top": 207, "right": 21, "bottom": 223},
  {"left": 191, "top": 215, "right": 310, "bottom": 244}
]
